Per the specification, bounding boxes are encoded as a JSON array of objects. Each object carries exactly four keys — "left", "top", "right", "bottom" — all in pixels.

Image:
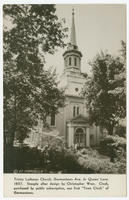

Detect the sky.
[{"left": 45, "top": 4, "right": 126, "bottom": 76}]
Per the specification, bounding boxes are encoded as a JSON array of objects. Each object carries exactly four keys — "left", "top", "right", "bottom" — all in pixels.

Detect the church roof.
[
  {"left": 68, "top": 114, "right": 89, "bottom": 124},
  {"left": 63, "top": 9, "right": 83, "bottom": 58},
  {"left": 70, "top": 8, "right": 77, "bottom": 46}
]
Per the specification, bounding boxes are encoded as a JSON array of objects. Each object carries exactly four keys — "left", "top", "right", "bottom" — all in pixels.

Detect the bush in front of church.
[
  {"left": 5, "top": 133, "right": 126, "bottom": 174},
  {"left": 74, "top": 143, "right": 126, "bottom": 174}
]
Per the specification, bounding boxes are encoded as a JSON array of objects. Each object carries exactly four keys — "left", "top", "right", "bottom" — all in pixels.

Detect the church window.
[
  {"left": 51, "top": 113, "right": 55, "bottom": 126},
  {"left": 74, "top": 45, "right": 77, "bottom": 50},
  {"left": 73, "top": 106, "right": 80, "bottom": 117},
  {"left": 77, "top": 106, "right": 79, "bottom": 115},
  {"left": 76, "top": 128, "right": 84, "bottom": 133},
  {"left": 69, "top": 57, "right": 71, "bottom": 66},
  {"left": 75, "top": 128, "right": 86, "bottom": 148},
  {"left": 74, "top": 57, "right": 77, "bottom": 66},
  {"left": 73, "top": 106, "right": 76, "bottom": 117}
]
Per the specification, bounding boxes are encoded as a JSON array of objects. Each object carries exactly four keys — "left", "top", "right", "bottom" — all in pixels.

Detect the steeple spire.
[
  {"left": 70, "top": 8, "right": 77, "bottom": 46},
  {"left": 63, "top": 8, "right": 82, "bottom": 73}
]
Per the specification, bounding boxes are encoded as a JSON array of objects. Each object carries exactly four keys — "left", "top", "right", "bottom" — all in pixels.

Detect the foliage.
[
  {"left": 114, "top": 125, "right": 126, "bottom": 138},
  {"left": 24, "top": 134, "right": 87, "bottom": 173},
  {"left": 99, "top": 134, "right": 126, "bottom": 160},
  {"left": 3, "top": 5, "right": 67, "bottom": 145},
  {"left": 105, "top": 135, "right": 126, "bottom": 148},
  {"left": 75, "top": 148, "right": 126, "bottom": 174},
  {"left": 4, "top": 145, "right": 45, "bottom": 173},
  {"left": 4, "top": 137, "right": 126, "bottom": 173},
  {"left": 83, "top": 42, "right": 126, "bottom": 135},
  {"left": 4, "top": 139, "right": 86, "bottom": 173}
]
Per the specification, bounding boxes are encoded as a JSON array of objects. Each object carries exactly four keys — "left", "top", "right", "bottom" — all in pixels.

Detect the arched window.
[
  {"left": 75, "top": 128, "right": 86, "bottom": 148},
  {"left": 74, "top": 57, "right": 77, "bottom": 66},
  {"left": 76, "top": 128, "right": 84, "bottom": 133},
  {"left": 77, "top": 106, "right": 79, "bottom": 115},
  {"left": 69, "top": 57, "right": 71, "bottom": 66},
  {"left": 73, "top": 106, "right": 76, "bottom": 117}
]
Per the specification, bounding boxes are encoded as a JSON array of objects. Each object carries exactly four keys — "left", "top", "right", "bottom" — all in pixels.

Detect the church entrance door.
[{"left": 74, "top": 128, "right": 86, "bottom": 148}]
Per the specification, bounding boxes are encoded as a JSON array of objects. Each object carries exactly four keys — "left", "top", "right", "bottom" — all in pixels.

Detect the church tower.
[
  {"left": 49, "top": 9, "right": 101, "bottom": 149},
  {"left": 63, "top": 9, "right": 82, "bottom": 74},
  {"left": 59, "top": 9, "right": 85, "bottom": 97},
  {"left": 57, "top": 9, "right": 91, "bottom": 148}
]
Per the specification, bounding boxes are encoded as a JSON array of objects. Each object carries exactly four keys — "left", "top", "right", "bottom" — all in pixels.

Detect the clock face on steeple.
[{"left": 75, "top": 87, "right": 79, "bottom": 92}]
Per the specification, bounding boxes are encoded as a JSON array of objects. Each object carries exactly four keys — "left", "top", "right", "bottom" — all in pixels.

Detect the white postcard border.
[{"left": 0, "top": 0, "right": 129, "bottom": 199}]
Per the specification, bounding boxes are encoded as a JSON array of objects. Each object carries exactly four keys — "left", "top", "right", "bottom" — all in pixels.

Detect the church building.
[
  {"left": 48, "top": 10, "right": 102, "bottom": 148},
  {"left": 26, "top": 10, "right": 102, "bottom": 149}
]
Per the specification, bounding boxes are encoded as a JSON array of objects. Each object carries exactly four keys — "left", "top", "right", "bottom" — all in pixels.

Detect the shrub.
[
  {"left": 114, "top": 125, "right": 126, "bottom": 138},
  {"left": 106, "top": 135, "right": 126, "bottom": 149},
  {"left": 4, "top": 132, "right": 126, "bottom": 174},
  {"left": 74, "top": 148, "right": 126, "bottom": 174}
]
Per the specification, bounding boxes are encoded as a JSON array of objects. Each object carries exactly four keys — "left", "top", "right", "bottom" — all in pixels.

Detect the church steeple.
[
  {"left": 63, "top": 9, "right": 82, "bottom": 73},
  {"left": 70, "top": 8, "right": 77, "bottom": 47}
]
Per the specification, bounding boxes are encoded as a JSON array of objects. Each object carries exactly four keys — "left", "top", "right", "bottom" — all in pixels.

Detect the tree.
[
  {"left": 83, "top": 42, "right": 126, "bottom": 135},
  {"left": 3, "top": 5, "right": 67, "bottom": 146},
  {"left": 108, "top": 41, "right": 126, "bottom": 125}
]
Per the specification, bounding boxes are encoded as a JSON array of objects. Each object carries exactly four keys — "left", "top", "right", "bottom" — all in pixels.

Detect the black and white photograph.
[{"left": 3, "top": 4, "right": 126, "bottom": 175}]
